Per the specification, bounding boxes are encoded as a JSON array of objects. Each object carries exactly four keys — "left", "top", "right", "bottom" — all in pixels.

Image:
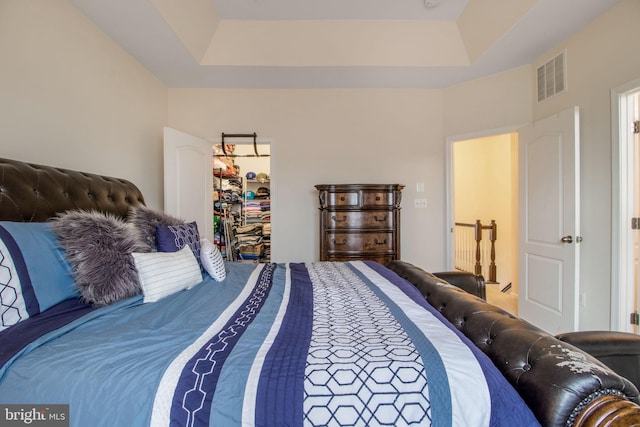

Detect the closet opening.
[{"left": 213, "top": 142, "right": 271, "bottom": 263}]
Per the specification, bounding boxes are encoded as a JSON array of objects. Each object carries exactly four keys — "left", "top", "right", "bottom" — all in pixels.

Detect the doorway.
[
  {"left": 612, "top": 79, "right": 640, "bottom": 332},
  {"left": 213, "top": 142, "right": 271, "bottom": 262},
  {"left": 447, "top": 130, "right": 519, "bottom": 315}
]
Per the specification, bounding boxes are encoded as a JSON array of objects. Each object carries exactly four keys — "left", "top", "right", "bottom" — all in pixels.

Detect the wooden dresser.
[{"left": 315, "top": 184, "right": 404, "bottom": 264}]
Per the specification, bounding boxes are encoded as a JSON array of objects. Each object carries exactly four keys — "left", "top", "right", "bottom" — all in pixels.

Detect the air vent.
[{"left": 537, "top": 52, "right": 566, "bottom": 102}]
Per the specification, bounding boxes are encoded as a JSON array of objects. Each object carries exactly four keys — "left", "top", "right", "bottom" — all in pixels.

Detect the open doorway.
[
  {"left": 213, "top": 142, "right": 271, "bottom": 263},
  {"left": 611, "top": 78, "right": 640, "bottom": 332},
  {"left": 447, "top": 131, "right": 519, "bottom": 315}
]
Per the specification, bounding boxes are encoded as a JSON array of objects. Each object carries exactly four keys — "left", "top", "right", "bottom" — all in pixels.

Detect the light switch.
[
  {"left": 416, "top": 182, "right": 425, "bottom": 193},
  {"left": 414, "top": 198, "right": 428, "bottom": 208}
]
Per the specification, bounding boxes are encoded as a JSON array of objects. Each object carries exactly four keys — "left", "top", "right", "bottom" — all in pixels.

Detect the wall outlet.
[{"left": 414, "top": 198, "right": 428, "bottom": 208}]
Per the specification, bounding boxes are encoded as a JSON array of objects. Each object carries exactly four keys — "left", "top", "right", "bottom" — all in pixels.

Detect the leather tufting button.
[
  {"left": 62, "top": 191, "right": 69, "bottom": 198},
  {"left": 486, "top": 338, "right": 493, "bottom": 345},
  {"left": 522, "top": 363, "right": 531, "bottom": 371}
]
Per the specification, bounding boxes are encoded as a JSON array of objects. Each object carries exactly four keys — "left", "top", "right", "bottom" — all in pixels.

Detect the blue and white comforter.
[{"left": 0, "top": 261, "right": 540, "bottom": 426}]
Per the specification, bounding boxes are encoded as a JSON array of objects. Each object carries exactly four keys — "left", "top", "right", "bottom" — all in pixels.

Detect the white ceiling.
[
  {"left": 213, "top": 0, "right": 467, "bottom": 20},
  {"left": 69, "top": 0, "right": 621, "bottom": 89}
]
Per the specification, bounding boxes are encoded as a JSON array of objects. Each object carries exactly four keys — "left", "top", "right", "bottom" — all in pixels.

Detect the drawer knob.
[
  {"left": 375, "top": 196, "right": 381, "bottom": 201},
  {"left": 340, "top": 196, "right": 346, "bottom": 201},
  {"left": 331, "top": 215, "right": 347, "bottom": 223},
  {"left": 373, "top": 238, "right": 388, "bottom": 245},
  {"left": 333, "top": 238, "right": 348, "bottom": 246},
  {"left": 373, "top": 215, "right": 387, "bottom": 222}
]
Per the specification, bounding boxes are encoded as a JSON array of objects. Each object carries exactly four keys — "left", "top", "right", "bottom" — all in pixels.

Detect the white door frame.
[
  {"left": 611, "top": 77, "right": 640, "bottom": 332},
  {"left": 445, "top": 124, "right": 525, "bottom": 271}
]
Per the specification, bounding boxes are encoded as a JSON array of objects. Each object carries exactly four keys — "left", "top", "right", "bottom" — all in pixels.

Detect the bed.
[{"left": 0, "top": 157, "right": 639, "bottom": 427}]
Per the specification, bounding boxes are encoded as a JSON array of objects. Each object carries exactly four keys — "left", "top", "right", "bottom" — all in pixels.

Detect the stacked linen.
[
  {"left": 235, "top": 223, "right": 263, "bottom": 260},
  {"left": 256, "top": 192, "right": 270, "bottom": 260},
  {"left": 217, "top": 178, "right": 243, "bottom": 203},
  {"left": 262, "top": 223, "right": 271, "bottom": 260},
  {"left": 244, "top": 200, "right": 270, "bottom": 223},
  {"left": 259, "top": 200, "right": 270, "bottom": 222},
  {"left": 244, "top": 201, "right": 263, "bottom": 223}
]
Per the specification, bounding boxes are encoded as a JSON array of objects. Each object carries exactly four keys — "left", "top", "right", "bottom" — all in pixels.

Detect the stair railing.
[{"left": 454, "top": 220, "right": 497, "bottom": 283}]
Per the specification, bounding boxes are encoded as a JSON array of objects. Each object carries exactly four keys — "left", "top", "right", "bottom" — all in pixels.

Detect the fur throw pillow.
[
  {"left": 128, "top": 205, "right": 184, "bottom": 251},
  {"left": 50, "top": 210, "right": 148, "bottom": 307}
]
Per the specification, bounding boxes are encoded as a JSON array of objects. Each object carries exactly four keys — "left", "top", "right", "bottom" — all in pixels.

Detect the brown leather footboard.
[{"left": 386, "top": 260, "right": 640, "bottom": 427}]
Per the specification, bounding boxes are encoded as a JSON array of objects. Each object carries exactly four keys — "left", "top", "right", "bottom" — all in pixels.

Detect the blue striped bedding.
[{"left": 0, "top": 261, "right": 540, "bottom": 426}]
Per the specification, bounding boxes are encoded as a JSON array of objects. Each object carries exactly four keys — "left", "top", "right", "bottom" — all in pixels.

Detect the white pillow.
[
  {"left": 131, "top": 245, "right": 202, "bottom": 303},
  {"left": 200, "top": 238, "right": 226, "bottom": 281}
]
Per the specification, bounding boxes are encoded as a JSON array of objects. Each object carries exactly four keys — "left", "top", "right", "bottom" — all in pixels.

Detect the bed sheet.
[{"left": 0, "top": 261, "right": 539, "bottom": 427}]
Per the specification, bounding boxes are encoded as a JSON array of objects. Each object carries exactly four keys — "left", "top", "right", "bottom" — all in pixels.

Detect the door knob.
[{"left": 561, "top": 235, "right": 573, "bottom": 243}]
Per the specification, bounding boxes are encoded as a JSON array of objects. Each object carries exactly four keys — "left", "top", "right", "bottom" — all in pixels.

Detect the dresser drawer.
[
  {"left": 362, "top": 191, "right": 393, "bottom": 207},
  {"left": 325, "top": 232, "right": 393, "bottom": 252},
  {"left": 325, "top": 253, "right": 395, "bottom": 264},
  {"left": 327, "top": 191, "right": 359, "bottom": 207},
  {"left": 324, "top": 211, "right": 393, "bottom": 230}
]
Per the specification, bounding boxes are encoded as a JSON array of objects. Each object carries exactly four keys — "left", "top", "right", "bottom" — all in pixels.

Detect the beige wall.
[
  {"left": 444, "top": 65, "right": 532, "bottom": 136},
  {"left": 0, "top": 0, "right": 168, "bottom": 208},
  {"left": 168, "top": 89, "right": 446, "bottom": 268}
]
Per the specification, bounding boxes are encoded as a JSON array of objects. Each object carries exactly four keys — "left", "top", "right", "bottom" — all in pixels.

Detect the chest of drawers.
[{"left": 315, "top": 184, "right": 404, "bottom": 264}]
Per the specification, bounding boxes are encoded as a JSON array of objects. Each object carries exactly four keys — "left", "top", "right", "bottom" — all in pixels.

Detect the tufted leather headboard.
[{"left": 0, "top": 158, "right": 145, "bottom": 221}]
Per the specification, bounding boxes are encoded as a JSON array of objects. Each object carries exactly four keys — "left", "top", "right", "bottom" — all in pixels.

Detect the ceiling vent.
[{"left": 537, "top": 52, "right": 566, "bottom": 102}]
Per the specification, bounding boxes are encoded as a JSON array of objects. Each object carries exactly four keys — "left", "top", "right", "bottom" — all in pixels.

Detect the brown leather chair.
[
  {"left": 433, "top": 271, "right": 486, "bottom": 300},
  {"left": 556, "top": 330, "right": 640, "bottom": 390}
]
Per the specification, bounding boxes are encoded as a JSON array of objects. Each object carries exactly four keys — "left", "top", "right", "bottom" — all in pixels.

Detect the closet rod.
[{"left": 219, "top": 132, "right": 267, "bottom": 157}]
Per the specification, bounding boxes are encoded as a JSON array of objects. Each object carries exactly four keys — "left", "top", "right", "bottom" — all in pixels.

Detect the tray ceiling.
[{"left": 69, "top": 0, "right": 621, "bottom": 88}]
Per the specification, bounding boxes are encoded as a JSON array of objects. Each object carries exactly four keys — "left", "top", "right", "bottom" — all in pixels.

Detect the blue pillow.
[
  {"left": 156, "top": 221, "right": 202, "bottom": 269},
  {"left": 0, "top": 222, "right": 77, "bottom": 331}
]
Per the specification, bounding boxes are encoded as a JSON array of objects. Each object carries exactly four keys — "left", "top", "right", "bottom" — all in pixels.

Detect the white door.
[
  {"left": 518, "top": 107, "right": 580, "bottom": 334},
  {"left": 163, "top": 127, "right": 213, "bottom": 241}
]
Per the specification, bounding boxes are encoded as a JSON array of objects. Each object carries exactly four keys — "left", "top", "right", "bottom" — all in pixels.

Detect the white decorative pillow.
[
  {"left": 131, "top": 245, "right": 202, "bottom": 303},
  {"left": 200, "top": 238, "right": 226, "bottom": 281}
]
